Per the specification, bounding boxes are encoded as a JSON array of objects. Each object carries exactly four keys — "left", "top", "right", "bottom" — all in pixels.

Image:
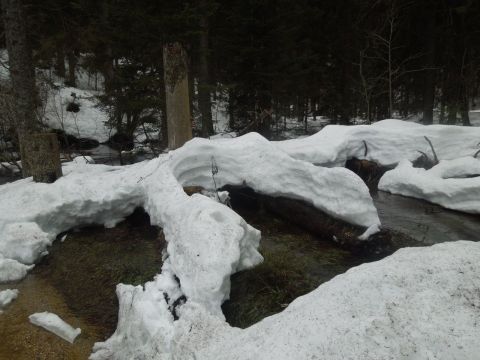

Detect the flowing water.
[{"left": 222, "top": 189, "right": 480, "bottom": 328}]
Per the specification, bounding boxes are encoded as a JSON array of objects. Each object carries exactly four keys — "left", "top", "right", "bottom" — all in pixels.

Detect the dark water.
[
  {"left": 223, "top": 204, "right": 372, "bottom": 328},
  {"left": 374, "top": 191, "right": 480, "bottom": 243},
  {"left": 223, "top": 190, "right": 480, "bottom": 328}
]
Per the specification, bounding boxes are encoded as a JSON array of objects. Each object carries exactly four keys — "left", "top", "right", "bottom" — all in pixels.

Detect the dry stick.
[
  {"left": 424, "top": 136, "right": 439, "bottom": 164},
  {"left": 416, "top": 150, "right": 429, "bottom": 159},
  {"left": 362, "top": 140, "right": 368, "bottom": 157},
  {"left": 474, "top": 149, "right": 480, "bottom": 158}
]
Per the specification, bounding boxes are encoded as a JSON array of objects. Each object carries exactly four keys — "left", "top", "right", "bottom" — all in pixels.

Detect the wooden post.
[{"left": 163, "top": 42, "right": 192, "bottom": 150}]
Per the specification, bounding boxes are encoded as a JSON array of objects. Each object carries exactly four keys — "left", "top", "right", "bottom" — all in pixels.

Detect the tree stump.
[{"left": 21, "top": 133, "right": 63, "bottom": 183}]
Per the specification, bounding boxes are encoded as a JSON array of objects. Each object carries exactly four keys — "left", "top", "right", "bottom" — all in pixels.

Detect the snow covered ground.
[
  {"left": 2, "top": 109, "right": 480, "bottom": 358},
  {"left": 277, "top": 119, "right": 480, "bottom": 167},
  {"left": 379, "top": 157, "right": 480, "bottom": 214},
  {"left": 0, "top": 134, "right": 382, "bottom": 358},
  {"left": 167, "top": 241, "right": 480, "bottom": 360},
  {"left": 44, "top": 85, "right": 112, "bottom": 143}
]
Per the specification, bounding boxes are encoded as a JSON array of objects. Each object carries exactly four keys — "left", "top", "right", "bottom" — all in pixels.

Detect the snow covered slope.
[
  {"left": 379, "top": 157, "right": 480, "bottom": 214},
  {"left": 277, "top": 119, "right": 480, "bottom": 167},
  {"left": 44, "top": 86, "right": 112, "bottom": 143}
]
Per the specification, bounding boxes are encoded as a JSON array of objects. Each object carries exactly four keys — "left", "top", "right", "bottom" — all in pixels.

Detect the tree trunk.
[
  {"left": 21, "top": 133, "right": 63, "bottom": 182},
  {"left": 2, "top": 0, "right": 61, "bottom": 181},
  {"left": 198, "top": 11, "right": 214, "bottom": 137},
  {"left": 55, "top": 42, "right": 66, "bottom": 78},
  {"left": 422, "top": 1, "right": 437, "bottom": 125},
  {"left": 67, "top": 50, "right": 77, "bottom": 87},
  {"left": 163, "top": 42, "right": 192, "bottom": 150}
]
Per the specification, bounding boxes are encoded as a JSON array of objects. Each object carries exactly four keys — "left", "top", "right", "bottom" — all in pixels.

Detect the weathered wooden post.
[{"left": 163, "top": 42, "right": 192, "bottom": 150}]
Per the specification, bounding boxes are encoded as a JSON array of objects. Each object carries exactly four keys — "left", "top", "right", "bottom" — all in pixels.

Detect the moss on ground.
[
  {"left": 223, "top": 209, "right": 369, "bottom": 329},
  {"left": 32, "top": 208, "right": 164, "bottom": 338}
]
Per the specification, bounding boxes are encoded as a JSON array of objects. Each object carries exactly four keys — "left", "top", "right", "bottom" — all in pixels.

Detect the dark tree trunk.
[
  {"left": 2, "top": 0, "right": 62, "bottom": 181},
  {"left": 67, "top": 50, "right": 77, "bottom": 87},
  {"left": 22, "top": 133, "right": 63, "bottom": 183},
  {"left": 422, "top": 2, "right": 437, "bottom": 125},
  {"left": 163, "top": 42, "right": 192, "bottom": 150},
  {"left": 55, "top": 42, "right": 66, "bottom": 78},
  {"left": 198, "top": 9, "right": 214, "bottom": 137}
]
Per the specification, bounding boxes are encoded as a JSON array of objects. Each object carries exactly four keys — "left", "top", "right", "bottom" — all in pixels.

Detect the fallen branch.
[{"left": 424, "top": 136, "right": 439, "bottom": 165}]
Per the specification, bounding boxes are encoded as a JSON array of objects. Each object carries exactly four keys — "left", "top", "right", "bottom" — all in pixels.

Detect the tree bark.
[
  {"left": 67, "top": 50, "right": 77, "bottom": 87},
  {"left": 163, "top": 42, "right": 192, "bottom": 150},
  {"left": 422, "top": 1, "right": 437, "bottom": 124},
  {"left": 2, "top": 0, "right": 62, "bottom": 181},
  {"left": 21, "top": 133, "right": 63, "bottom": 182},
  {"left": 1, "top": 0, "right": 37, "bottom": 134},
  {"left": 55, "top": 42, "right": 66, "bottom": 78},
  {"left": 198, "top": 10, "right": 214, "bottom": 137}
]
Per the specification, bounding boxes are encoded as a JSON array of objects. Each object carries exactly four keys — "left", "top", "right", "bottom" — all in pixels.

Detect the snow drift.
[
  {"left": 277, "top": 119, "right": 480, "bottom": 167},
  {"left": 167, "top": 240, "right": 480, "bottom": 360},
  {"left": 379, "top": 157, "right": 480, "bottom": 214}
]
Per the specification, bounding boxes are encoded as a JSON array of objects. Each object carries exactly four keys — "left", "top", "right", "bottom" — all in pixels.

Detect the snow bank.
[
  {"left": 29, "top": 312, "right": 81, "bottom": 343},
  {"left": 379, "top": 157, "right": 480, "bottom": 214},
  {"left": 277, "top": 119, "right": 480, "bottom": 167},
  {"left": 169, "top": 241, "right": 480, "bottom": 360},
  {"left": 172, "top": 133, "right": 379, "bottom": 228},
  {"left": 0, "top": 289, "right": 18, "bottom": 314}
]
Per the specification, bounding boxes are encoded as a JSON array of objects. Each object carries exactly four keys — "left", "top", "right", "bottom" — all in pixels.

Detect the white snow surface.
[
  {"left": 0, "top": 288, "right": 18, "bottom": 314},
  {"left": 169, "top": 241, "right": 480, "bottom": 360},
  {"left": 277, "top": 119, "right": 480, "bottom": 167},
  {"left": 29, "top": 312, "right": 81, "bottom": 343},
  {"left": 0, "top": 133, "right": 380, "bottom": 359},
  {"left": 44, "top": 86, "right": 112, "bottom": 143},
  {"left": 172, "top": 133, "right": 379, "bottom": 228},
  {"left": 96, "top": 241, "right": 480, "bottom": 360},
  {"left": 379, "top": 157, "right": 480, "bottom": 214},
  {"left": 0, "top": 254, "right": 33, "bottom": 282}
]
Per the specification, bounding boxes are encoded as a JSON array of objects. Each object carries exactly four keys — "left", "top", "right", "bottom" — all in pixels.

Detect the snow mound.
[
  {"left": 170, "top": 241, "right": 480, "bottom": 360},
  {"left": 29, "top": 312, "right": 81, "bottom": 343},
  {"left": 379, "top": 157, "right": 480, "bottom": 214},
  {"left": 277, "top": 119, "right": 480, "bottom": 167},
  {"left": 0, "top": 254, "right": 33, "bottom": 282},
  {"left": 0, "top": 289, "right": 18, "bottom": 314},
  {"left": 172, "top": 133, "right": 380, "bottom": 228}
]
